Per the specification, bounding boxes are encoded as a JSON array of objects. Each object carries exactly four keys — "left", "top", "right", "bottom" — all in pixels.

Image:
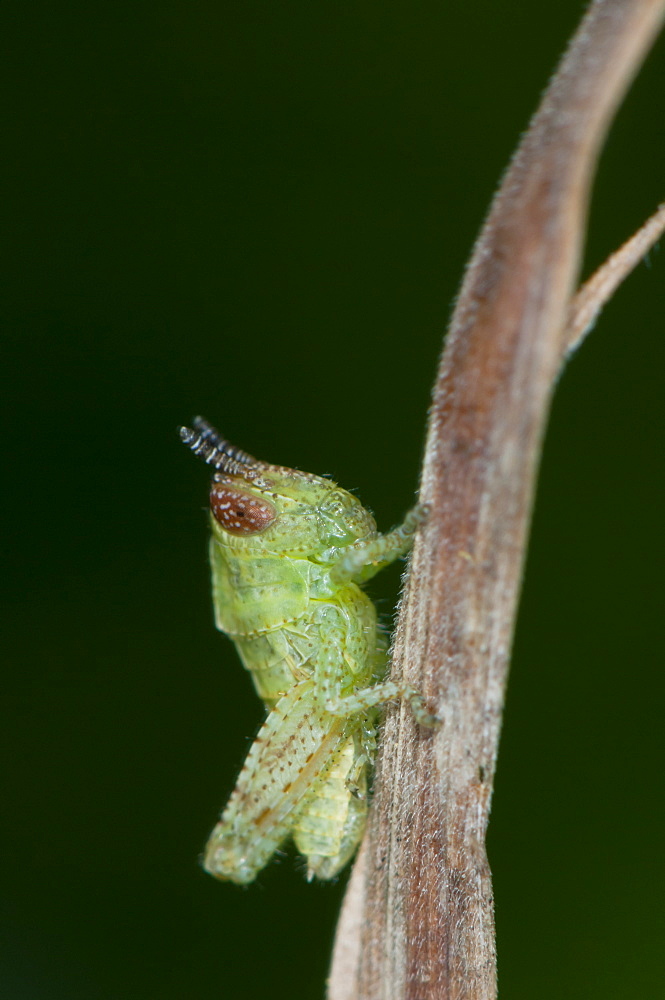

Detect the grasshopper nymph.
[{"left": 181, "top": 417, "right": 437, "bottom": 884}]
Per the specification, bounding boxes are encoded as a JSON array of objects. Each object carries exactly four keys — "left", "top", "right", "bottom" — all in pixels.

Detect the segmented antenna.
[
  {"left": 191, "top": 417, "right": 259, "bottom": 466},
  {"left": 179, "top": 418, "right": 262, "bottom": 477}
]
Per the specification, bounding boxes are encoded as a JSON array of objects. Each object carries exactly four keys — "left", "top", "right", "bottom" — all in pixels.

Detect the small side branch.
[
  {"left": 329, "top": 1, "right": 665, "bottom": 998},
  {"left": 566, "top": 202, "right": 665, "bottom": 355}
]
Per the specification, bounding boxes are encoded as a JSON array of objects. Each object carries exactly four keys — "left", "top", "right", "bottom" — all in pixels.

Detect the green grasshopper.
[{"left": 181, "top": 417, "right": 437, "bottom": 884}]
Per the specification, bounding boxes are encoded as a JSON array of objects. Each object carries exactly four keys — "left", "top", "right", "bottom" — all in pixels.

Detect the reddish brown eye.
[{"left": 210, "top": 485, "right": 277, "bottom": 536}]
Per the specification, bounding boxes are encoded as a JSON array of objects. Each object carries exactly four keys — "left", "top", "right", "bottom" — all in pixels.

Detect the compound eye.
[{"left": 210, "top": 485, "right": 277, "bottom": 536}]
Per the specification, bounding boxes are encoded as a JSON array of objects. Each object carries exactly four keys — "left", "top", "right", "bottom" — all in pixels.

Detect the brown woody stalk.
[{"left": 328, "top": 2, "right": 665, "bottom": 998}]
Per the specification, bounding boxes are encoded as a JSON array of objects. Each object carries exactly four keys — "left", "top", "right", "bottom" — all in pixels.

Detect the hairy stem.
[{"left": 328, "top": 2, "right": 665, "bottom": 998}]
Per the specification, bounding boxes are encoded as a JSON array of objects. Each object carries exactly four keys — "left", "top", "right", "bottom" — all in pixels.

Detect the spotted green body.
[{"left": 181, "top": 418, "right": 436, "bottom": 884}]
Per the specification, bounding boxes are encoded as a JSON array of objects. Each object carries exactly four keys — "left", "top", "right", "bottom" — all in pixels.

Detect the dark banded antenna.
[
  {"left": 179, "top": 419, "right": 262, "bottom": 477},
  {"left": 191, "top": 417, "right": 259, "bottom": 467}
]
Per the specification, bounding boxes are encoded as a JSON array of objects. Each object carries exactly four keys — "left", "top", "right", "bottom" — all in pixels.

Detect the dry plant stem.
[
  {"left": 328, "top": 2, "right": 665, "bottom": 999},
  {"left": 566, "top": 202, "right": 665, "bottom": 354}
]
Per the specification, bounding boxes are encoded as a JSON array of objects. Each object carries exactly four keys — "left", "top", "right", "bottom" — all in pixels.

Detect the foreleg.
[{"left": 330, "top": 505, "right": 428, "bottom": 586}]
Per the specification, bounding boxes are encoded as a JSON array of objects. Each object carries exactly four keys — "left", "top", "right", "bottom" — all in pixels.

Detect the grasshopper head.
[{"left": 180, "top": 418, "right": 376, "bottom": 557}]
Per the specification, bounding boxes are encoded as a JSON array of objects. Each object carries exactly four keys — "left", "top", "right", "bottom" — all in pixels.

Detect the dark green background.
[{"left": 3, "top": 1, "right": 664, "bottom": 997}]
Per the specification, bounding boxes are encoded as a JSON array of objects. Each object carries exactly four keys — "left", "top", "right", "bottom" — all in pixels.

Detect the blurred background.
[{"left": 3, "top": 1, "right": 664, "bottom": 997}]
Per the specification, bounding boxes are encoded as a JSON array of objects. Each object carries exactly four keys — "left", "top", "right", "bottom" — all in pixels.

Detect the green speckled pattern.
[{"left": 182, "top": 427, "right": 436, "bottom": 884}]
